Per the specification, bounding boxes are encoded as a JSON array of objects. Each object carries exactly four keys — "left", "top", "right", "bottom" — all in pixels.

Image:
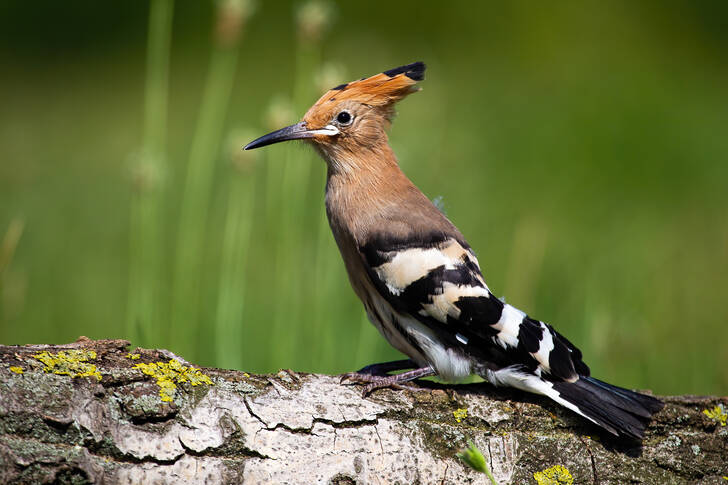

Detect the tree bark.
[{"left": 0, "top": 338, "right": 725, "bottom": 484}]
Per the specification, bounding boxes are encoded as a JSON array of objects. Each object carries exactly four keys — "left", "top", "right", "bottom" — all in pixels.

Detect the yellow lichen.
[
  {"left": 126, "top": 353, "right": 141, "bottom": 360},
  {"left": 33, "top": 350, "right": 102, "bottom": 381},
  {"left": 453, "top": 408, "right": 468, "bottom": 423},
  {"left": 703, "top": 404, "right": 727, "bottom": 426},
  {"left": 534, "top": 465, "right": 574, "bottom": 485},
  {"left": 8, "top": 366, "right": 23, "bottom": 374},
  {"left": 134, "top": 359, "right": 213, "bottom": 402}
]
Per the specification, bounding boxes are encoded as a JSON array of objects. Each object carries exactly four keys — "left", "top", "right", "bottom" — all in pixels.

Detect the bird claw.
[
  {"left": 361, "top": 381, "right": 423, "bottom": 397},
  {"left": 339, "top": 371, "right": 375, "bottom": 385},
  {"left": 340, "top": 372, "right": 426, "bottom": 396},
  {"left": 339, "top": 372, "right": 358, "bottom": 384}
]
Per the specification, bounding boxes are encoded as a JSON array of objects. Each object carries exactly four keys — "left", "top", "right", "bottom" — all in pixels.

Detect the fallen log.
[{"left": 0, "top": 338, "right": 725, "bottom": 484}]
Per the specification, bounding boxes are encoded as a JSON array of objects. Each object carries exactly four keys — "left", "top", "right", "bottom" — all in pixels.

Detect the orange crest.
[{"left": 304, "top": 62, "right": 425, "bottom": 126}]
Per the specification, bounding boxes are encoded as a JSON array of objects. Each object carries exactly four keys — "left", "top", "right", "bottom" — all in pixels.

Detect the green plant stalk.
[
  {"left": 267, "top": 41, "right": 321, "bottom": 369},
  {"left": 215, "top": 171, "right": 254, "bottom": 370},
  {"left": 284, "top": 40, "right": 321, "bottom": 202},
  {"left": 170, "top": 37, "right": 242, "bottom": 359},
  {"left": 309, "top": 205, "right": 338, "bottom": 369},
  {"left": 128, "top": 194, "right": 163, "bottom": 346},
  {"left": 485, "top": 464, "right": 498, "bottom": 485},
  {"left": 0, "top": 219, "right": 25, "bottom": 337},
  {"left": 261, "top": 42, "right": 319, "bottom": 224},
  {"left": 352, "top": 314, "right": 380, "bottom": 373},
  {"left": 0, "top": 219, "right": 24, "bottom": 277},
  {"left": 264, "top": 148, "right": 284, "bottom": 229},
  {"left": 126, "top": 0, "right": 173, "bottom": 346}
]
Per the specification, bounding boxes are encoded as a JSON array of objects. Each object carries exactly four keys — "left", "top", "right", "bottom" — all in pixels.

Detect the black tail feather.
[{"left": 552, "top": 376, "right": 664, "bottom": 439}]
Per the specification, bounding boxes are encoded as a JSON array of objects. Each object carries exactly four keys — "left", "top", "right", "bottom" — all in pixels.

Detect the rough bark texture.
[{"left": 0, "top": 338, "right": 726, "bottom": 485}]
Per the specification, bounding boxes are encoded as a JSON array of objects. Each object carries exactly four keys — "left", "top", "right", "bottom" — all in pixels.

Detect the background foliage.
[{"left": 1, "top": 0, "right": 726, "bottom": 395}]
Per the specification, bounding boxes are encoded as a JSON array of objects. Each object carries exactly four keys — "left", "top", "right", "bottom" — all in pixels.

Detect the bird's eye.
[{"left": 336, "top": 111, "right": 352, "bottom": 125}]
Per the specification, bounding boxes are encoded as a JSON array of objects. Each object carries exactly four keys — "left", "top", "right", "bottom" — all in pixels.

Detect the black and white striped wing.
[{"left": 359, "top": 234, "right": 589, "bottom": 382}]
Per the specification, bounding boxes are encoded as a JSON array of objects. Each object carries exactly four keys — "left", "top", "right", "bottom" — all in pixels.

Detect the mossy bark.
[{"left": 0, "top": 338, "right": 725, "bottom": 484}]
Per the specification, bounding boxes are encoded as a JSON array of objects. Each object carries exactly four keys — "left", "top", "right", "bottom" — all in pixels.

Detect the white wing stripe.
[
  {"left": 485, "top": 367, "right": 600, "bottom": 427},
  {"left": 421, "top": 281, "right": 489, "bottom": 323},
  {"left": 532, "top": 322, "right": 555, "bottom": 371},
  {"left": 494, "top": 304, "right": 526, "bottom": 349},
  {"left": 375, "top": 246, "right": 455, "bottom": 295}
]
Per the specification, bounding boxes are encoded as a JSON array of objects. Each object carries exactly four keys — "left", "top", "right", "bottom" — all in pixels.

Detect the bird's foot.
[
  {"left": 340, "top": 372, "right": 422, "bottom": 396},
  {"left": 340, "top": 366, "right": 436, "bottom": 397}
]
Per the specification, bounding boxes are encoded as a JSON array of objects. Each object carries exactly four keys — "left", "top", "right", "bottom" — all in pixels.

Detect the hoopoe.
[{"left": 245, "top": 62, "right": 663, "bottom": 439}]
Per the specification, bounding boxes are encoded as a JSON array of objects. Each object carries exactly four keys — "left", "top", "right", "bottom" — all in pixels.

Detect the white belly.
[{"left": 365, "top": 292, "right": 472, "bottom": 382}]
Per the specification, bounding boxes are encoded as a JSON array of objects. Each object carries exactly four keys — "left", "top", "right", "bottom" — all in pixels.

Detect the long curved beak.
[{"left": 244, "top": 121, "right": 339, "bottom": 150}]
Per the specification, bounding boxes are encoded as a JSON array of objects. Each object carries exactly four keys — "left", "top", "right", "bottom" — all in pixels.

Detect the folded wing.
[{"left": 358, "top": 232, "right": 589, "bottom": 382}]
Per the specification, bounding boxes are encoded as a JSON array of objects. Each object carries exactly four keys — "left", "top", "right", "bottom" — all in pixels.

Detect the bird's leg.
[
  {"left": 353, "top": 359, "right": 417, "bottom": 376},
  {"left": 341, "top": 365, "right": 436, "bottom": 396}
]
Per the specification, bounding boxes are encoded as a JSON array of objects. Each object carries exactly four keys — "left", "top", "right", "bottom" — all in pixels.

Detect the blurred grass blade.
[
  {"left": 170, "top": 0, "right": 252, "bottom": 359},
  {"left": 126, "top": 0, "right": 173, "bottom": 347},
  {"left": 502, "top": 217, "right": 548, "bottom": 311},
  {"left": 308, "top": 62, "right": 346, "bottom": 370},
  {"left": 0, "top": 219, "right": 24, "bottom": 276},
  {"left": 215, "top": 130, "right": 258, "bottom": 370},
  {"left": 267, "top": 0, "right": 331, "bottom": 369}
]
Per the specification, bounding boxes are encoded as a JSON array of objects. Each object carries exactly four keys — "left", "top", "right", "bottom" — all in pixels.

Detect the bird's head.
[{"left": 245, "top": 62, "right": 425, "bottom": 163}]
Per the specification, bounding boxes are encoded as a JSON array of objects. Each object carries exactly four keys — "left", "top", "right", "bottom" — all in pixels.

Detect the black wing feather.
[{"left": 358, "top": 235, "right": 588, "bottom": 381}]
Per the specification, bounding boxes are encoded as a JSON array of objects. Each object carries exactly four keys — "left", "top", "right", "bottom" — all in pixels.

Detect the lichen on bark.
[{"left": 0, "top": 338, "right": 726, "bottom": 484}]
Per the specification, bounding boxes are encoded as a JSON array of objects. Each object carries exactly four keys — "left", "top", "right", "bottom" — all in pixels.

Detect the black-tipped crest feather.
[{"left": 383, "top": 61, "right": 426, "bottom": 81}]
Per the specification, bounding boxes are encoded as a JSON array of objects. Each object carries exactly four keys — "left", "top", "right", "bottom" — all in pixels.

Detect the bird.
[{"left": 244, "top": 61, "right": 664, "bottom": 439}]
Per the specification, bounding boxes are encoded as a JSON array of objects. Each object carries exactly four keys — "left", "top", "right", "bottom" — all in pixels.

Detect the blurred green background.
[{"left": 1, "top": 1, "right": 726, "bottom": 395}]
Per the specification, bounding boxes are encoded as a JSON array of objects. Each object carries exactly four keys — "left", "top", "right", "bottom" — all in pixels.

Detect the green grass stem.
[
  {"left": 126, "top": 0, "right": 173, "bottom": 347},
  {"left": 266, "top": 6, "right": 327, "bottom": 369},
  {"left": 214, "top": 134, "right": 257, "bottom": 370},
  {"left": 169, "top": 5, "right": 245, "bottom": 359}
]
